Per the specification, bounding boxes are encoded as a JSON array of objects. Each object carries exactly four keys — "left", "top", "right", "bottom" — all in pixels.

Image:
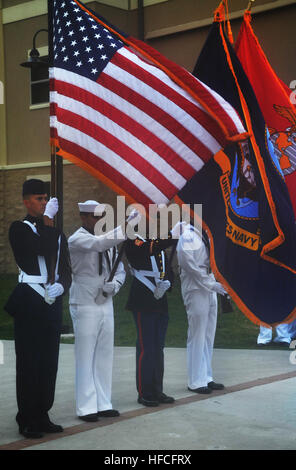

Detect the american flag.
[{"left": 50, "top": 0, "right": 247, "bottom": 207}]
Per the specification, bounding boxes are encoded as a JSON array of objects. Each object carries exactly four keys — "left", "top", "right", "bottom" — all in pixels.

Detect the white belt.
[
  {"left": 18, "top": 220, "right": 61, "bottom": 304},
  {"left": 18, "top": 254, "right": 49, "bottom": 299},
  {"left": 29, "top": 283, "right": 48, "bottom": 299},
  {"left": 18, "top": 272, "right": 48, "bottom": 284},
  {"left": 129, "top": 253, "right": 165, "bottom": 293}
]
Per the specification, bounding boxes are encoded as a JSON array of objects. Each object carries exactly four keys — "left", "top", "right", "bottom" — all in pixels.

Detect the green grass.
[
  {"left": 0, "top": 274, "right": 284, "bottom": 350},
  {"left": 0, "top": 274, "right": 17, "bottom": 340}
]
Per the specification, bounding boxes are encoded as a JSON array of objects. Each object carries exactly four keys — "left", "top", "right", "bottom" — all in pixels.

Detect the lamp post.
[{"left": 20, "top": 28, "right": 63, "bottom": 232}]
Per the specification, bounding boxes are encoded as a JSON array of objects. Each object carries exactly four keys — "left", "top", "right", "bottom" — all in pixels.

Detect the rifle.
[
  {"left": 219, "top": 294, "right": 233, "bottom": 314},
  {"left": 103, "top": 240, "right": 127, "bottom": 297}
]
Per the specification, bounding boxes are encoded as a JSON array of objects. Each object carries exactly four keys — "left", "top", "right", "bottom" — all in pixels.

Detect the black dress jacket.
[
  {"left": 125, "top": 234, "right": 175, "bottom": 314},
  {"left": 5, "top": 215, "right": 72, "bottom": 316}
]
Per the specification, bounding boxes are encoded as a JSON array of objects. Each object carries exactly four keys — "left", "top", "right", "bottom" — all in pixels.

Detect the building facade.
[{"left": 0, "top": 0, "right": 295, "bottom": 273}]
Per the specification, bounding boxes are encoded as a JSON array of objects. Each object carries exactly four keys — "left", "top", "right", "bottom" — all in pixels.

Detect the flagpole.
[
  {"left": 107, "top": 241, "right": 127, "bottom": 282},
  {"left": 48, "top": 0, "right": 63, "bottom": 232},
  {"left": 47, "top": 1, "right": 68, "bottom": 333},
  {"left": 48, "top": 143, "right": 57, "bottom": 285},
  {"left": 56, "top": 155, "right": 63, "bottom": 232},
  {"left": 247, "top": 0, "right": 255, "bottom": 11},
  {"left": 48, "top": 0, "right": 55, "bottom": 199},
  {"left": 50, "top": 143, "right": 56, "bottom": 197},
  {"left": 138, "top": 0, "right": 144, "bottom": 40},
  {"left": 165, "top": 240, "right": 177, "bottom": 279},
  {"left": 102, "top": 241, "right": 127, "bottom": 298}
]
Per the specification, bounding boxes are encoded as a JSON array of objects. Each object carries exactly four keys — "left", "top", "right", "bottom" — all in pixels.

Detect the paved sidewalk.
[{"left": 1, "top": 340, "right": 296, "bottom": 450}]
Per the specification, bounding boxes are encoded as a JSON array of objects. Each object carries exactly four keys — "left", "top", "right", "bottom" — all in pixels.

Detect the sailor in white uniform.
[
  {"left": 176, "top": 223, "right": 226, "bottom": 394},
  {"left": 68, "top": 200, "right": 126, "bottom": 422}
]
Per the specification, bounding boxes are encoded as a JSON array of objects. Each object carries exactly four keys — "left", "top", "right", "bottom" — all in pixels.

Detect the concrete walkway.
[{"left": 1, "top": 340, "right": 296, "bottom": 450}]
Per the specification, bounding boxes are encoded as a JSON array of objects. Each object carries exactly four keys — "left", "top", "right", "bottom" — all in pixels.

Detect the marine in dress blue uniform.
[
  {"left": 5, "top": 179, "right": 72, "bottom": 439},
  {"left": 125, "top": 229, "right": 178, "bottom": 407}
]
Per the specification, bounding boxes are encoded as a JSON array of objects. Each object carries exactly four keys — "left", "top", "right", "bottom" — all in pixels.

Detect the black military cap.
[{"left": 22, "top": 179, "right": 47, "bottom": 197}]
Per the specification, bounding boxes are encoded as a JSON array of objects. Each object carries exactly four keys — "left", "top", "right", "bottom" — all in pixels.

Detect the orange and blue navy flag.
[
  {"left": 235, "top": 10, "right": 296, "bottom": 218},
  {"left": 177, "top": 4, "right": 296, "bottom": 326}
]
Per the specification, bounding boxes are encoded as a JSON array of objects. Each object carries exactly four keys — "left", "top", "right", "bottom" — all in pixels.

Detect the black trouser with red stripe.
[{"left": 132, "top": 311, "right": 169, "bottom": 401}]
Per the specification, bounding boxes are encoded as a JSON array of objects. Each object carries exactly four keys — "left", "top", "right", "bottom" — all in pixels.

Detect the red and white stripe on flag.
[{"left": 50, "top": 4, "right": 247, "bottom": 207}]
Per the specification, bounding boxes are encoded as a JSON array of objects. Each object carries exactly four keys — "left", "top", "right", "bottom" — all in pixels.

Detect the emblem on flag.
[
  {"left": 236, "top": 10, "right": 296, "bottom": 216},
  {"left": 269, "top": 105, "right": 296, "bottom": 175}
]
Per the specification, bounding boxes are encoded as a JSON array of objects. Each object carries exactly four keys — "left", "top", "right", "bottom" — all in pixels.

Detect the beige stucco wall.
[
  {"left": 4, "top": 13, "right": 49, "bottom": 165},
  {"left": 144, "top": 0, "right": 274, "bottom": 32},
  {"left": 147, "top": 3, "right": 296, "bottom": 85}
]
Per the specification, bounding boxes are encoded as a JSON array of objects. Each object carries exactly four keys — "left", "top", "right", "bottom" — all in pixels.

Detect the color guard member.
[
  {"left": 5, "top": 179, "right": 72, "bottom": 439},
  {"left": 68, "top": 200, "right": 126, "bottom": 422}
]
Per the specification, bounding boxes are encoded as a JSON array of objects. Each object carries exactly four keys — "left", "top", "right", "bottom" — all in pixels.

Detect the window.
[
  {"left": 28, "top": 46, "right": 49, "bottom": 109},
  {"left": 30, "top": 56, "right": 49, "bottom": 107}
]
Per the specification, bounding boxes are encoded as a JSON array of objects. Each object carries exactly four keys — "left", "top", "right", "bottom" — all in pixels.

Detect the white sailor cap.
[{"left": 78, "top": 200, "right": 106, "bottom": 215}]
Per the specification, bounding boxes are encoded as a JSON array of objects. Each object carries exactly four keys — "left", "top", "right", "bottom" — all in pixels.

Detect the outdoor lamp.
[{"left": 20, "top": 29, "right": 49, "bottom": 69}]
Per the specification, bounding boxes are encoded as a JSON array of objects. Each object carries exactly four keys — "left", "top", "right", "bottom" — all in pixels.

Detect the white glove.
[
  {"left": 103, "top": 280, "right": 117, "bottom": 296},
  {"left": 213, "top": 282, "right": 227, "bottom": 296},
  {"left": 126, "top": 209, "right": 141, "bottom": 225},
  {"left": 171, "top": 221, "right": 187, "bottom": 238},
  {"left": 46, "top": 282, "right": 64, "bottom": 298},
  {"left": 44, "top": 197, "right": 59, "bottom": 219},
  {"left": 154, "top": 279, "right": 171, "bottom": 300}
]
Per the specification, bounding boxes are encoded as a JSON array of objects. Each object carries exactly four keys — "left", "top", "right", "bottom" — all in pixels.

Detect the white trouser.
[
  {"left": 289, "top": 320, "right": 296, "bottom": 341},
  {"left": 70, "top": 298, "right": 114, "bottom": 416},
  {"left": 182, "top": 287, "right": 217, "bottom": 389},
  {"left": 257, "top": 324, "right": 291, "bottom": 344}
]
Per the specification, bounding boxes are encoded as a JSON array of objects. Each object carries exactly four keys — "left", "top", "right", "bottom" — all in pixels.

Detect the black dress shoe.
[
  {"left": 188, "top": 386, "right": 212, "bottom": 394},
  {"left": 274, "top": 341, "right": 290, "bottom": 347},
  {"left": 97, "top": 409, "right": 120, "bottom": 417},
  {"left": 40, "top": 422, "right": 64, "bottom": 433},
  {"left": 19, "top": 426, "right": 44, "bottom": 439},
  {"left": 138, "top": 397, "right": 159, "bottom": 407},
  {"left": 208, "top": 381, "right": 225, "bottom": 390},
  {"left": 79, "top": 413, "right": 99, "bottom": 422},
  {"left": 158, "top": 393, "right": 175, "bottom": 404}
]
